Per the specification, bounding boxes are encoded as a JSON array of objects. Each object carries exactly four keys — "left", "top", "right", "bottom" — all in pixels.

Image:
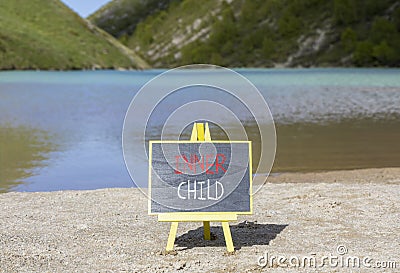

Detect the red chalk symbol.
[{"left": 174, "top": 153, "right": 227, "bottom": 174}]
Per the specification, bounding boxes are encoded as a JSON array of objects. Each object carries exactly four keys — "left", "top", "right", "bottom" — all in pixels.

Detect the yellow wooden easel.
[{"left": 158, "top": 122, "right": 237, "bottom": 253}]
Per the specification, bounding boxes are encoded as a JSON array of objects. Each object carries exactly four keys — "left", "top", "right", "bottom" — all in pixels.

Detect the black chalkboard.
[{"left": 149, "top": 141, "right": 252, "bottom": 214}]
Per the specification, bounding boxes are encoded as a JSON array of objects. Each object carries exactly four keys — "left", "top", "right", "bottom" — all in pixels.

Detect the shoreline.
[
  {"left": 1, "top": 167, "right": 399, "bottom": 272},
  {"left": 5, "top": 167, "right": 400, "bottom": 195},
  {"left": 261, "top": 167, "right": 400, "bottom": 184},
  {"left": 2, "top": 67, "right": 400, "bottom": 73}
]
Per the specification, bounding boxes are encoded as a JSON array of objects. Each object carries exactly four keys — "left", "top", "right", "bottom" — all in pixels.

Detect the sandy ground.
[{"left": 0, "top": 168, "right": 399, "bottom": 272}]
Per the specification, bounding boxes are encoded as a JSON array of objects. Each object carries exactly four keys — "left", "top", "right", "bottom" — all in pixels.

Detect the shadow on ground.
[{"left": 175, "top": 221, "right": 288, "bottom": 251}]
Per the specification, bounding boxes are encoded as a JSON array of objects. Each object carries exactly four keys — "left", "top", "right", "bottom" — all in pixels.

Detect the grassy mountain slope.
[
  {"left": 0, "top": 0, "right": 148, "bottom": 70},
  {"left": 91, "top": 0, "right": 400, "bottom": 68},
  {"left": 88, "top": 0, "right": 180, "bottom": 39}
]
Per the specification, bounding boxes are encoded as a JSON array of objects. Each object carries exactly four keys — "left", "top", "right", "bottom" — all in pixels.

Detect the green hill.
[
  {"left": 88, "top": 0, "right": 179, "bottom": 38},
  {"left": 90, "top": 0, "right": 400, "bottom": 68},
  {"left": 0, "top": 0, "right": 149, "bottom": 70}
]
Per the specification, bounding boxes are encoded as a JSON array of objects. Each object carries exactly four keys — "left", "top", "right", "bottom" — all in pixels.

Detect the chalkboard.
[{"left": 148, "top": 141, "right": 252, "bottom": 214}]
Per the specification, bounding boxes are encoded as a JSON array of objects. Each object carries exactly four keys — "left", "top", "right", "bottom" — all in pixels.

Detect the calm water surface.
[{"left": 0, "top": 69, "right": 399, "bottom": 192}]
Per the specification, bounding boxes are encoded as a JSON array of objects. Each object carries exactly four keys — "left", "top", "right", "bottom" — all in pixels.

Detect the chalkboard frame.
[{"left": 148, "top": 140, "right": 253, "bottom": 215}]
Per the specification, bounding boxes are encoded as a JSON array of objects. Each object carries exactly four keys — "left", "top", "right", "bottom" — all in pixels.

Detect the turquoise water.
[{"left": 0, "top": 69, "right": 400, "bottom": 192}]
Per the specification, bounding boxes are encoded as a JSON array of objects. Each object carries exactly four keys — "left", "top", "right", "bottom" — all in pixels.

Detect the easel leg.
[
  {"left": 222, "top": 222, "right": 234, "bottom": 253},
  {"left": 166, "top": 222, "right": 178, "bottom": 251},
  {"left": 203, "top": 221, "right": 211, "bottom": 240}
]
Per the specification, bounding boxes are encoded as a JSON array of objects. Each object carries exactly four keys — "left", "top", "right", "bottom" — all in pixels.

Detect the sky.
[{"left": 61, "top": 0, "right": 112, "bottom": 17}]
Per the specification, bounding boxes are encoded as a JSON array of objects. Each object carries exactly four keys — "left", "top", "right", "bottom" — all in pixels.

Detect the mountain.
[
  {"left": 88, "top": 0, "right": 179, "bottom": 38},
  {"left": 90, "top": 0, "right": 400, "bottom": 68},
  {"left": 0, "top": 0, "right": 149, "bottom": 70}
]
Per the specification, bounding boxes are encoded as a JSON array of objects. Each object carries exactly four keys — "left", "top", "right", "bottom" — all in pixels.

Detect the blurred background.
[{"left": 0, "top": 0, "right": 399, "bottom": 192}]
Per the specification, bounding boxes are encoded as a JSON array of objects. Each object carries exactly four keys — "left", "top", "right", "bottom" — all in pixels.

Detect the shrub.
[
  {"left": 333, "top": 0, "right": 358, "bottom": 25},
  {"left": 353, "top": 41, "right": 374, "bottom": 66},
  {"left": 373, "top": 41, "right": 398, "bottom": 65},
  {"left": 341, "top": 27, "right": 357, "bottom": 52}
]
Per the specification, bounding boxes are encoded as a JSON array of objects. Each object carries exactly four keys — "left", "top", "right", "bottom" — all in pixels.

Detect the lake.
[{"left": 0, "top": 69, "right": 399, "bottom": 192}]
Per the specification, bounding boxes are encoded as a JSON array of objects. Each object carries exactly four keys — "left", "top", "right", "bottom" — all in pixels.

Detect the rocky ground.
[{"left": 0, "top": 168, "right": 399, "bottom": 272}]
